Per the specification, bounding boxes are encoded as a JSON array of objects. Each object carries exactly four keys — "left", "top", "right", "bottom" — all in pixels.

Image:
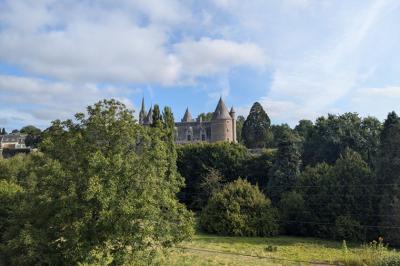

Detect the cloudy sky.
[{"left": 0, "top": 0, "right": 399, "bottom": 130}]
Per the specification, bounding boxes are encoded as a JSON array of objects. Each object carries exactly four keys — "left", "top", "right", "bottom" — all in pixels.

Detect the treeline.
[{"left": 177, "top": 103, "right": 400, "bottom": 245}]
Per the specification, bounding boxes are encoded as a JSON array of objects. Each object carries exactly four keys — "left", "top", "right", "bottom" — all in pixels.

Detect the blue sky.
[{"left": 0, "top": 0, "right": 400, "bottom": 131}]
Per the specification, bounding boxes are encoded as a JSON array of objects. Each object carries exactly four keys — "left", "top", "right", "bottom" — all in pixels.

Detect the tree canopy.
[{"left": 242, "top": 102, "right": 271, "bottom": 148}]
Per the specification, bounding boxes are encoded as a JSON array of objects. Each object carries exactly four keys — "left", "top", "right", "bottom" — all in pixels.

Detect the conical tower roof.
[
  {"left": 139, "top": 97, "right": 146, "bottom": 124},
  {"left": 146, "top": 106, "right": 153, "bottom": 124},
  {"left": 212, "top": 97, "right": 232, "bottom": 120},
  {"left": 182, "top": 107, "right": 193, "bottom": 122}
]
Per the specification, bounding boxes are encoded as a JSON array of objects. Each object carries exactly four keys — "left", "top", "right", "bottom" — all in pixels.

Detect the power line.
[{"left": 175, "top": 246, "right": 340, "bottom": 265}]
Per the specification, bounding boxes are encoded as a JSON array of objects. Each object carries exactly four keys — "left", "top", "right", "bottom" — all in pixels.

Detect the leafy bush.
[
  {"left": 200, "top": 178, "right": 279, "bottom": 236},
  {"left": 177, "top": 142, "right": 249, "bottom": 209},
  {"left": 334, "top": 216, "right": 363, "bottom": 241}
]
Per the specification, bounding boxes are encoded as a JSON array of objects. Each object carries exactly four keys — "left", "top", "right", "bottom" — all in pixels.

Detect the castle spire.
[
  {"left": 139, "top": 97, "right": 146, "bottom": 124},
  {"left": 182, "top": 107, "right": 193, "bottom": 122},
  {"left": 146, "top": 105, "right": 153, "bottom": 125}
]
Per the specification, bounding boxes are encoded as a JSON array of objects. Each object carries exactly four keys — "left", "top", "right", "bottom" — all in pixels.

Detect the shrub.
[
  {"left": 200, "top": 178, "right": 279, "bottom": 236},
  {"left": 334, "top": 215, "right": 363, "bottom": 241}
]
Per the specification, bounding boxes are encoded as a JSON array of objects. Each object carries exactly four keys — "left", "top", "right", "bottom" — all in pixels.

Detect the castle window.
[
  {"left": 187, "top": 135, "right": 191, "bottom": 141},
  {"left": 202, "top": 134, "right": 206, "bottom": 141}
]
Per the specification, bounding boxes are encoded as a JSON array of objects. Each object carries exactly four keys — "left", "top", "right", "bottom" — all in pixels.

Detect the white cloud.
[
  {"left": 0, "top": 0, "right": 266, "bottom": 86},
  {"left": 259, "top": 0, "right": 398, "bottom": 125},
  {"left": 348, "top": 86, "right": 400, "bottom": 118},
  {"left": 0, "top": 75, "right": 136, "bottom": 129},
  {"left": 174, "top": 38, "right": 267, "bottom": 80}
]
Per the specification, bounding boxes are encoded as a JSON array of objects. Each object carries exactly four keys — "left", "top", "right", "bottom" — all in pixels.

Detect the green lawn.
[{"left": 165, "top": 234, "right": 400, "bottom": 265}]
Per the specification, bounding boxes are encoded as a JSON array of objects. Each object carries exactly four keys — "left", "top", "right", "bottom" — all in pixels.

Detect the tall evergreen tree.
[
  {"left": 242, "top": 102, "right": 271, "bottom": 148},
  {"left": 151, "top": 104, "right": 162, "bottom": 127},
  {"left": 267, "top": 132, "right": 301, "bottom": 203},
  {"left": 1, "top": 128, "right": 6, "bottom": 135},
  {"left": 377, "top": 112, "right": 400, "bottom": 245}
]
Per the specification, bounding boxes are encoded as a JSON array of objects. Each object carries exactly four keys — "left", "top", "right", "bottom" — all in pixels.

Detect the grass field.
[{"left": 165, "top": 234, "right": 400, "bottom": 265}]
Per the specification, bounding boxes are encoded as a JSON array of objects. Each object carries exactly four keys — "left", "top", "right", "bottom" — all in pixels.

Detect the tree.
[
  {"left": 360, "top": 116, "right": 382, "bottom": 169},
  {"left": 20, "top": 125, "right": 41, "bottom": 135},
  {"left": 1, "top": 99, "right": 194, "bottom": 265},
  {"left": 176, "top": 142, "right": 249, "bottom": 210},
  {"left": 302, "top": 113, "right": 380, "bottom": 168},
  {"left": 270, "top": 124, "right": 296, "bottom": 148},
  {"left": 194, "top": 168, "right": 225, "bottom": 209},
  {"left": 377, "top": 112, "right": 400, "bottom": 245},
  {"left": 295, "top": 149, "right": 374, "bottom": 240},
  {"left": 200, "top": 178, "right": 279, "bottom": 237},
  {"left": 243, "top": 149, "right": 275, "bottom": 191},
  {"left": 162, "top": 106, "right": 175, "bottom": 139},
  {"left": 236, "top": 115, "right": 245, "bottom": 143},
  {"left": 151, "top": 104, "right": 162, "bottom": 127},
  {"left": 20, "top": 125, "right": 42, "bottom": 148},
  {"left": 198, "top": 112, "right": 213, "bottom": 122},
  {"left": 294, "top": 120, "right": 314, "bottom": 140},
  {"left": 242, "top": 102, "right": 271, "bottom": 148},
  {"left": 267, "top": 132, "right": 301, "bottom": 203},
  {"left": 1, "top": 128, "right": 6, "bottom": 135}
]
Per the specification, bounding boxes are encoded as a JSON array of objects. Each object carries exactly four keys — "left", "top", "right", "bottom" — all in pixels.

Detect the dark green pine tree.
[
  {"left": 267, "top": 131, "right": 301, "bottom": 204},
  {"left": 151, "top": 104, "right": 163, "bottom": 128},
  {"left": 242, "top": 102, "right": 271, "bottom": 148},
  {"left": 377, "top": 112, "right": 400, "bottom": 245},
  {"left": 1, "top": 128, "right": 5, "bottom": 135}
]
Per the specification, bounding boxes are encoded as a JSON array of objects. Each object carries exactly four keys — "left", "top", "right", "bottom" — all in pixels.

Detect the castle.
[{"left": 139, "top": 98, "right": 237, "bottom": 144}]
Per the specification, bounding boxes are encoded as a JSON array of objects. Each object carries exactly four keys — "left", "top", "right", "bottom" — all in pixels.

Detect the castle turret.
[
  {"left": 182, "top": 108, "right": 193, "bottom": 122},
  {"left": 211, "top": 97, "right": 235, "bottom": 142},
  {"left": 230, "top": 107, "right": 237, "bottom": 143},
  {"left": 146, "top": 106, "right": 153, "bottom": 125}
]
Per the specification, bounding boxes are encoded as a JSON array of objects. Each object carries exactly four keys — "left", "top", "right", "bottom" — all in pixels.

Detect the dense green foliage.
[
  {"left": 200, "top": 179, "right": 279, "bottom": 236},
  {"left": 236, "top": 115, "right": 245, "bottom": 143},
  {"left": 177, "top": 142, "right": 275, "bottom": 210},
  {"left": 242, "top": 102, "right": 272, "bottom": 148},
  {"left": 267, "top": 132, "right": 301, "bottom": 203},
  {"left": 20, "top": 125, "right": 42, "bottom": 147},
  {"left": 174, "top": 107, "right": 400, "bottom": 245},
  {"left": 302, "top": 113, "right": 381, "bottom": 167},
  {"left": 280, "top": 149, "right": 375, "bottom": 241},
  {"left": 177, "top": 142, "right": 249, "bottom": 209},
  {"left": 0, "top": 100, "right": 194, "bottom": 265},
  {"left": 377, "top": 112, "right": 400, "bottom": 245},
  {"left": 198, "top": 112, "right": 213, "bottom": 122}
]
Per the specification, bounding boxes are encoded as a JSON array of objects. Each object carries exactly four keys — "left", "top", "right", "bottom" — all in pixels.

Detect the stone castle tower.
[{"left": 139, "top": 97, "right": 237, "bottom": 144}]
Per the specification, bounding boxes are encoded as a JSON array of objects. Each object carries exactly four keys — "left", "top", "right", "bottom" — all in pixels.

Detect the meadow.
[{"left": 166, "top": 234, "right": 400, "bottom": 266}]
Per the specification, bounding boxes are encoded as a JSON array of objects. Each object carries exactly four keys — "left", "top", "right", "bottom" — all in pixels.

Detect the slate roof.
[
  {"left": 182, "top": 108, "right": 193, "bottom": 122},
  {"left": 1, "top": 134, "right": 26, "bottom": 143},
  {"left": 146, "top": 106, "right": 153, "bottom": 124},
  {"left": 212, "top": 97, "right": 232, "bottom": 120}
]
